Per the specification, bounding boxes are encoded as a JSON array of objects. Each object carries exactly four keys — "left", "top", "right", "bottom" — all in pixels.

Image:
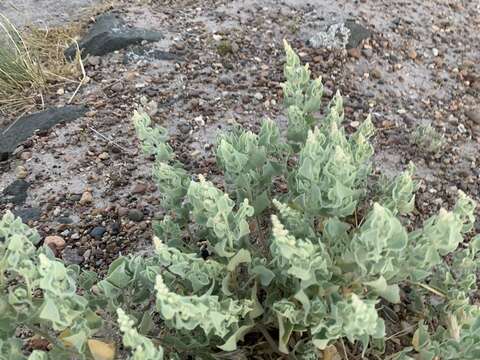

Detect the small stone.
[
  {"left": 371, "top": 68, "right": 382, "bottom": 79},
  {"left": 16, "top": 166, "right": 28, "bottom": 179},
  {"left": 98, "top": 152, "right": 110, "bottom": 160},
  {"left": 71, "top": 233, "right": 80, "bottom": 240},
  {"left": 57, "top": 216, "right": 73, "bottom": 224},
  {"left": 83, "top": 249, "right": 92, "bottom": 260},
  {"left": 56, "top": 88, "right": 65, "bottom": 95},
  {"left": 125, "top": 71, "right": 137, "bottom": 81},
  {"left": 408, "top": 49, "right": 417, "bottom": 60},
  {"left": 110, "top": 222, "right": 121, "bottom": 235},
  {"left": 347, "top": 48, "right": 361, "bottom": 59},
  {"left": 466, "top": 108, "right": 480, "bottom": 125},
  {"left": 20, "top": 151, "right": 32, "bottom": 160},
  {"left": 254, "top": 92, "right": 264, "bottom": 100},
  {"left": 111, "top": 82, "right": 124, "bottom": 92},
  {"left": 432, "top": 48, "right": 439, "bottom": 57},
  {"left": 132, "top": 183, "right": 147, "bottom": 195},
  {"left": 44, "top": 235, "right": 66, "bottom": 251},
  {"left": 90, "top": 226, "right": 107, "bottom": 239},
  {"left": 219, "top": 74, "right": 233, "bottom": 85},
  {"left": 350, "top": 121, "right": 360, "bottom": 128},
  {"left": 79, "top": 191, "right": 93, "bottom": 205},
  {"left": 145, "top": 100, "right": 158, "bottom": 116},
  {"left": 194, "top": 116, "right": 205, "bottom": 126},
  {"left": 177, "top": 121, "right": 191, "bottom": 134},
  {"left": 62, "top": 248, "right": 84, "bottom": 265},
  {"left": 127, "top": 209, "right": 144, "bottom": 222},
  {"left": 361, "top": 48, "right": 373, "bottom": 58},
  {"left": 117, "top": 207, "right": 129, "bottom": 217},
  {"left": 88, "top": 56, "right": 101, "bottom": 66}
]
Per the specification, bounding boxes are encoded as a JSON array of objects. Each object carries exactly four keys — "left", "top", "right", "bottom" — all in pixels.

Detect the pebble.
[
  {"left": 62, "top": 248, "right": 84, "bottom": 265},
  {"left": 177, "top": 121, "right": 191, "bottom": 134},
  {"left": 16, "top": 166, "right": 28, "bottom": 179},
  {"left": 408, "top": 49, "right": 417, "bottom": 60},
  {"left": 219, "top": 74, "right": 233, "bottom": 85},
  {"left": 90, "top": 226, "right": 107, "bottom": 239},
  {"left": 361, "top": 48, "right": 373, "bottom": 59},
  {"left": 98, "top": 152, "right": 110, "bottom": 160},
  {"left": 131, "top": 183, "right": 147, "bottom": 195},
  {"left": 88, "top": 56, "right": 101, "bottom": 66},
  {"left": 371, "top": 68, "right": 383, "bottom": 79},
  {"left": 466, "top": 108, "right": 480, "bottom": 125},
  {"left": 110, "top": 222, "right": 121, "bottom": 235},
  {"left": 111, "top": 82, "right": 124, "bottom": 92},
  {"left": 79, "top": 191, "right": 93, "bottom": 205},
  {"left": 347, "top": 48, "right": 361, "bottom": 59},
  {"left": 254, "top": 92, "right": 264, "bottom": 100},
  {"left": 117, "top": 207, "right": 129, "bottom": 217},
  {"left": 83, "top": 249, "right": 92, "bottom": 261},
  {"left": 127, "top": 209, "right": 144, "bottom": 222},
  {"left": 20, "top": 151, "right": 32, "bottom": 160},
  {"left": 44, "top": 235, "right": 66, "bottom": 251}
]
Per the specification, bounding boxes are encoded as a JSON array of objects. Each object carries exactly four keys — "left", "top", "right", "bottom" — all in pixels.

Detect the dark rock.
[
  {"left": 344, "top": 20, "right": 372, "bottom": 49},
  {"left": 1, "top": 180, "right": 30, "bottom": 205},
  {"left": 127, "top": 209, "right": 144, "bottom": 222},
  {"left": 90, "top": 226, "right": 107, "bottom": 239},
  {"left": 177, "top": 121, "right": 192, "bottom": 134},
  {"left": 13, "top": 207, "right": 41, "bottom": 223},
  {"left": 110, "top": 222, "right": 121, "bottom": 235},
  {"left": 0, "top": 106, "right": 87, "bottom": 159},
  {"left": 57, "top": 216, "right": 74, "bottom": 224},
  {"left": 62, "top": 248, "right": 84, "bottom": 265},
  {"left": 65, "top": 12, "right": 163, "bottom": 60}
]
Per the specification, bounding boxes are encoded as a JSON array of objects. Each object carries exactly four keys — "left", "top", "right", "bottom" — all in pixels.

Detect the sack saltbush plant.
[{"left": 0, "top": 41, "right": 479, "bottom": 359}]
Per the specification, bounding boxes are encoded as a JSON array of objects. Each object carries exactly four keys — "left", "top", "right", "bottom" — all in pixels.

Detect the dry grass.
[
  {"left": 0, "top": 13, "right": 46, "bottom": 113},
  {"left": 0, "top": 1, "right": 118, "bottom": 116}
]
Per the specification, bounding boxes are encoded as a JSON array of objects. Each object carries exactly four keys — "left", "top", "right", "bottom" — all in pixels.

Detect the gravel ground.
[
  {"left": 0, "top": 0, "right": 479, "bottom": 292},
  {"left": 0, "top": 0, "right": 101, "bottom": 27}
]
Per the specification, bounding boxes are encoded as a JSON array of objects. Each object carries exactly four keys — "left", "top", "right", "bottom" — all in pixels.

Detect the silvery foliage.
[
  {"left": 0, "top": 211, "right": 101, "bottom": 359},
  {"left": 125, "top": 41, "right": 480, "bottom": 358},
  {"left": 1, "top": 42, "right": 479, "bottom": 360}
]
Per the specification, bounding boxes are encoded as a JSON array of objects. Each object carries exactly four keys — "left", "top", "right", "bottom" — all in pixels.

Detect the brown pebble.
[
  {"left": 79, "top": 191, "right": 93, "bottom": 205},
  {"left": 44, "top": 235, "right": 66, "bottom": 251},
  {"left": 347, "top": 48, "right": 361, "bottom": 59},
  {"left": 371, "top": 68, "right": 382, "bottom": 79},
  {"left": 408, "top": 49, "right": 417, "bottom": 60},
  {"left": 132, "top": 183, "right": 147, "bottom": 195}
]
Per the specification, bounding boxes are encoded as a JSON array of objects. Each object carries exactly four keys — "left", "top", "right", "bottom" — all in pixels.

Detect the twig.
[
  {"left": 255, "top": 324, "right": 285, "bottom": 357},
  {"left": 102, "top": 79, "right": 122, "bottom": 91},
  {"left": 341, "top": 339, "right": 349, "bottom": 360},
  {"left": 68, "top": 40, "right": 86, "bottom": 104},
  {"left": 411, "top": 281, "right": 446, "bottom": 298},
  {"left": 39, "top": 91, "right": 44, "bottom": 109},
  {"left": 385, "top": 323, "right": 417, "bottom": 341},
  {"left": 6, "top": 1, "right": 19, "bottom": 11},
  {"left": 88, "top": 126, "right": 132, "bottom": 154}
]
